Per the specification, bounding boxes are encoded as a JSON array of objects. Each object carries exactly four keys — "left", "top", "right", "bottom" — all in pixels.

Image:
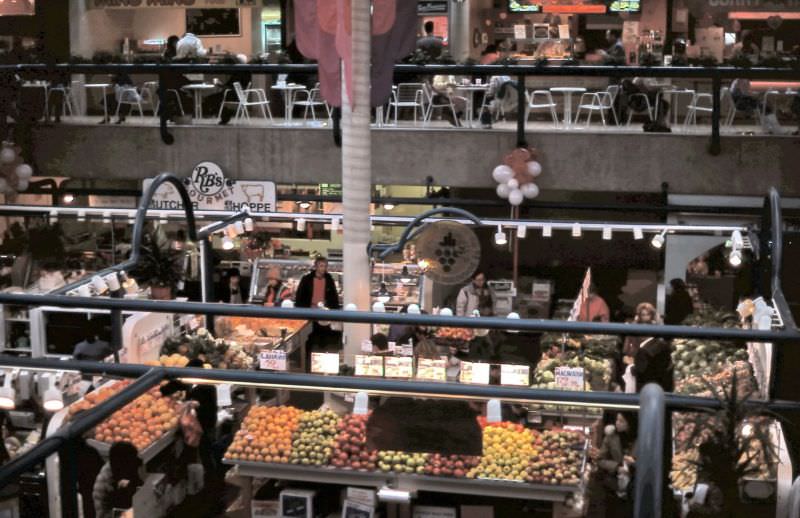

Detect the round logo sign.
[
  {"left": 415, "top": 221, "right": 481, "bottom": 285},
  {"left": 190, "top": 161, "right": 226, "bottom": 196}
]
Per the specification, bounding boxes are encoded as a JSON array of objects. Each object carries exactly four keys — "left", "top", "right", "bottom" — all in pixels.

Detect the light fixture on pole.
[
  {"left": 77, "top": 210, "right": 86, "bottom": 223},
  {"left": 127, "top": 211, "right": 136, "bottom": 225},
  {"left": 102, "top": 211, "right": 111, "bottom": 224},
  {"left": 516, "top": 225, "right": 527, "bottom": 239},
  {"left": 41, "top": 373, "right": 64, "bottom": 412},
  {"left": 49, "top": 209, "right": 58, "bottom": 224},
  {"left": 651, "top": 229, "right": 667, "bottom": 249},
  {"left": 376, "top": 283, "right": 391, "bottom": 304},
  {"left": 542, "top": 224, "right": 552, "bottom": 238},
  {"left": 633, "top": 227, "right": 644, "bottom": 240},
  {"left": 571, "top": 223, "right": 582, "bottom": 238},
  {"left": 222, "top": 235, "right": 235, "bottom": 250},
  {"left": 159, "top": 212, "right": 168, "bottom": 225},
  {"left": 0, "top": 370, "right": 17, "bottom": 410},
  {"left": 400, "top": 265, "right": 411, "bottom": 284},
  {"left": 244, "top": 217, "right": 254, "bottom": 232},
  {"left": 729, "top": 230, "right": 744, "bottom": 267},
  {"left": 62, "top": 193, "right": 75, "bottom": 204},
  {"left": 494, "top": 225, "right": 507, "bottom": 245},
  {"left": 602, "top": 227, "right": 612, "bottom": 240}
]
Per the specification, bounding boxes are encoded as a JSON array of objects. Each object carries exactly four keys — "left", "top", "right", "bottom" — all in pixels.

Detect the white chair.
[
  {"left": 761, "top": 89, "right": 782, "bottom": 121},
  {"left": 525, "top": 90, "right": 559, "bottom": 127},
  {"left": 47, "top": 85, "right": 73, "bottom": 117},
  {"left": 140, "top": 81, "right": 159, "bottom": 115},
  {"left": 684, "top": 92, "right": 713, "bottom": 129},
  {"left": 232, "top": 81, "right": 273, "bottom": 123},
  {"left": 115, "top": 86, "right": 144, "bottom": 119},
  {"left": 387, "top": 83, "right": 425, "bottom": 125},
  {"left": 422, "top": 82, "right": 458, "bottom": 125},
  {"left": 292, "top": 85, "right": 331, "bottom": 122},
  {"left": 217, "top": 81, "right": 251, "bottom": 120},
  {"left": 657, "top": 88, "right": 695, "bottom": 127},
  {"left": 625, "top": 93, "right": 654, "bottom": 125},
  {"left": 575, "top": 91, "right": 618, "bottom": 127}
]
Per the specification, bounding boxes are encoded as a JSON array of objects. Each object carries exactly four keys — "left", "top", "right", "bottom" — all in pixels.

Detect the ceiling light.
[
  {"left": 516, "top": 225, "right": 527, "bottom": 239},
  {"left": 417, "top": 258, "right": 430, "bottom": 271},
  {"left": 49, "top": 209, "right": 58, "bottom": 224},
  {"left": 633, "top": 227, "right": 644, "bottom": 240},
  {"left": 43, "top": 386, "right": 63, "bottom": 412},
  {"left": 382, "top": 202, "right": 395, "bottom": 211},
  {"left": 439, "top": 307, "right": 453, "bottom": 316},
  {"left": 494, "top": 225, "right": 507, "bottom": 245},
  {"left": 102, "top": 211, "right": 111, "bottom": 224},
  {"left": 651, "top": 229, "right": 667, "bottom": 249},
  {"left": 602, "top": 227, "right": 612, "bottom": 240},
  {"left": 571, "top": 223, "right": 582, "bottom": 238},
  {"left": 62, "top": 193, "right": 74, "bottom": 204},
  {"left": 407, "top": 303, "right": 421, "bottom": 314},
  {"left": 400, "top": 265, "right": 411, "bottom": 284},
  {"left": 297, "top": 218, "right": 306, "bottom": 232},
  {"left": 542, "top": 224, "right": 552, "bottom": 238},
  {"left": 372, "top": 301, "right": 386, "bottom": 313},
  {"left": 297, "top": 201, "right": 311, "bottom": 209},
  {"left": 0, "top": 372, "right": 16, "bottom": 410},
  {"left": 77, "top": 210, "right": 86, "bottom": 222},
  {"left": 729, "top": 249, "right": 742, "bottom": 267},
  {"left": 344, "top": 303, "right": 358, "bottom": 311},
  {"left": 244, "top": 217, "right": 254, "bottom": 232},
  {"left": 222, "top": 236, "right": 234, "bottom": 250},
  {"left": 376, "top": 283, "right": 391, "bottom": 303}
]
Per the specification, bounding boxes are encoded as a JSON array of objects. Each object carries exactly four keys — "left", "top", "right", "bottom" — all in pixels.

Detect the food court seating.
[
  {"left": 525, "top": 90, "right": 559, "bottom": 127},
  {"left": 386, "top": 83, "right": 425, "bottom": 125},
  {"left": 232, "top": 81, "right": 273, "bottom": 123},
  {"left": 292, "top": 84, "right": 331, "bottom": 122},
  {"left": 422, "top": 82, "right": 459, "bottom": 125},
  {"left": 684, "top": 92, "right": 713, "bottom": 129},
  {"left": 575, "top": 89, "right": 618, "bottom": 127},
  {"left": 115, "top": 86, "right": 145, "bottom": 119}
]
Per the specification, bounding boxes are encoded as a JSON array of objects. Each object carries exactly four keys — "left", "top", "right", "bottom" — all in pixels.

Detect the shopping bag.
[{"left": 179, "top": 401, "right": 203, "bottom": 448}]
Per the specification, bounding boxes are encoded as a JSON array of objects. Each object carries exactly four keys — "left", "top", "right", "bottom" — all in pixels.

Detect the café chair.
[
  {"left": 683, "top": 92, "right": 713, "bottom": 130},
  {"left": 422, "top": 82, "right": 459, "bottom": 125},
  {"left": 525, "top": 90, "right": 559, "bottom": 127},
  {"left": 139, "top": 81, "right": 159, "bottom": 115},
  {"left": 48, "top": 84, "right": 74, "bottom": 117},
  {"left": 232, "top": 81, "right": 273, "bottom": 124},
  {"left": 625, "top": 93, "right": 654, "bottom": 126},
  {"left": 115, "top": 86, "right": 145, "bottom": 119},
  {"left": 218, "top": 81, "right": 251, "bottom": 121},
  {"left": 292, "top": 85, "right": 331, "bottom": 122},
  {"left": 761, "top": 89, "right": 782, "bottom": 122},
  {"left": 575, "top": 91, "right": 618, "bottom": 127},
  {"left": 386, "top": 83, "right": 425, "bottom": 126}
]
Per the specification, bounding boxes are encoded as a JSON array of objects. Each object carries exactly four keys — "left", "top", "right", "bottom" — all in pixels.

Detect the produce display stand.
[
  {"left": 86, "top": 429, "right": 177, "bottom": 464},
  {"left": 214, "top": 315, "right": 311, "bottom": 372}
]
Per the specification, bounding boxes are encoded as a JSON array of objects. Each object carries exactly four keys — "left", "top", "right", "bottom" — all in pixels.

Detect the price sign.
[
  {"left": 399, "top": 343, "right": 414, "bottom": 356},
  {"left": 384, "top": 357, "right": 413, "bottom": 378},
  {"left": 361, "top": 340, "right": 373, "bottom": 353},
  {"left": 555, "top": 366, "right": 585, "bottom": 390},
  {"left": 311, "top": 352, "right": 340, "bottom": 375},
  {"left": 259, "top": 350, "right": 287, "bottom": 371},
  {"left": 416, "top": 358, "right": 447, "bottom": 382},
  {"left": 514, "top": 24, "right": 527, "bottom": 40},
  {"left": 500, "top": 364, "right": 530, "bottom": 386},
  {"left": 355, "top": 355, "right": 384, "bottom": 377},
  {"left": 459, "top": 362, "right": 491, "bottom": 385}
]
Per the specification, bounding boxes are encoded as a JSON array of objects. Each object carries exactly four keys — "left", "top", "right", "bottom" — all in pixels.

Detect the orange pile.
[
  {"left": 68, "top": 381, "right": 132, "bottom": 417},
  {"left": 91, "top": 385, "right": 180, "bottom": 451},
  {"left": 225, "top": 406, "right": 303, "bottom": 464}
]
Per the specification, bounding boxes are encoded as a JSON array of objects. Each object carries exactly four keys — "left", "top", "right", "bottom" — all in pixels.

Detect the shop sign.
[
  {"left": 555, "top": 366, "right": 585, "bottom": 390},
  {"left": 417, "top": 0, "right": 448, "bottom": 14},
  {"left": 310, "top": 352, "right": 340, "bottom": 374},
  {"left": 688, "top": 0, "right": 800, "bottom": 12},
  {"left": 142, "top": 163, "right": 276, "bottom": 213},
  {"left": 355, "top": 355, "right": 384, "bottom": 377},
  {"left": 500, "top": 364, "right": 529, "bottom": 386},
  {"left": 384, "top": 356, "right": 413, "bottom": 378},
  {"left": 459, "top": 362, "right": 490, "bottom": 384},
  {"left": 258, "top": 350, "right": 287, "bottom": 371},
  {"left": 415, "top": 358, "right": 446, "bottom": 381},
  {"left": 88, "top": 0, "right": 250, "bottom": 9},
  {"left": 122, "top": 312, "right": 175, "bottom": 364}
]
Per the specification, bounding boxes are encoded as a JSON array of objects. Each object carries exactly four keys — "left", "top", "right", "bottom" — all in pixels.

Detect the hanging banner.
[
  {"left": 142, "top": 163, "right": 276, "bottom": 212},
  {"left": 88, "top": 0, "right": 256, "bottom": 9},
  {"left": 568, "top": 267, "right": 592, "bottom": 322}
]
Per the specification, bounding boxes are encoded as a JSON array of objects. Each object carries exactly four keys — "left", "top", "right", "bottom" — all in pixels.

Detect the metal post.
[
  {"left": 517, "top": 75, "right": 527, "bottom": 148},
  {"left": 634, "top": 383, "right": 665, "bottom": 518},
  {"left": 709, "top": 75, "right": 721, "bottom": 156},
  {"left": 157, "top": 71, "right": 174, "bottom": 146},
  {"left": 59, "top": 438, "right": 79, "bottom": 518},
  {"left": 199, "top": 237, "right": 216, "bottom": 334}
]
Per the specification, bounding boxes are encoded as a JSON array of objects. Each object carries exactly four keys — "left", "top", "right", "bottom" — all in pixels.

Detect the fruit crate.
[{"left": 87, "top": 428, "right": 177, "bottom": 464}]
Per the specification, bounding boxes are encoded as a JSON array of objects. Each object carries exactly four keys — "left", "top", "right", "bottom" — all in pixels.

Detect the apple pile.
[
  {"left": 289, "top": 409, "right": 340, "bottom": 467},
  {"left": 225, "top": 405, "right": 303, "bottom": 463},
  {"left": 526, "top": 429, "right": 584, "bottom": 485},
  {"left": 330, "top": 413, "right": 377, "bottom": 471},
  {"left": 92, "top": 384, "right": 180, "bottom": 451},
  {"left": 468, "top": 422, "right": 535, "bottom": 481},
  {"left": 377, "top": 451, "right": 429, "bottom": 474},
  {"left": 423, "top": 453, "right": 480, "bottom": 478}
]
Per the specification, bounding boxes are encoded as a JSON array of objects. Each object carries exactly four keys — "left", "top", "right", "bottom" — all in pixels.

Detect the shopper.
[
  {"left": 92, "top": 441, "right": 143, "bottom": 518},
  {"left": 295, "top": 256, "right": 341, "bottom": 364},
  {"left": 73, "top": 331, "right": 113, "bottom": 362},
  {"left": 163, "top": 35, "right": 179, "bottom": 61},
  {"left": 387, "top": 305, "right": 415, "bottom": 345},
  {"left": 665, "top": 278, "right": 694, "bottom": 325},
  {"left": 417, "top": 21, "right": 444, "bottom": 59},
  {"left": 456, "top": 271, "right": 495, "bottom": 317},
  {"left": 730, "top": 78, "right": 782, "bottom": 134},
  {"left": 261, "top": 267, "right": 291, "bottom": 307},
  {"left": 370, "top": 333, "right": 391, "bottom": 355},
  {"left": 176, "top": 32, "right": 207, "bottom": 59},
  {"left": 480, "top": 44, "right": 501, "bottom": 65},
  {"left": 600, "top": 30, "right": 626, "bottom": 65},
  {"left": 580, "top": 284, "right": 611, "bottom": 323},
  {"left": 218, "top": 268, "right": 249, "bottom": 304},
  {"left": 631, "top": 337, "right": 674, "bottom": 393},
  {"left": 430, "top": 75, "right": 467, "bottom": 127},
  {"left": 622, "top": 302, "right": 659, "bottom": 362}
]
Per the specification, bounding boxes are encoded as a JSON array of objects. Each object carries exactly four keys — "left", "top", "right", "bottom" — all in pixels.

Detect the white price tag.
[
  {"left": 361, "top": 339, "right": 373, "bottom": 353},
  {"left": 415, "top": 358, "right": 447, "bottom": 382},
  {"left": 384, "top": 357, "right": 413, "bottom": 378},
  {"left": 500, "top": 364, "right": 530, "bottom": 386},
  {"left": 459, "top": 362, "right": 491, "bottom": 385},
  {"left": 355, "top": 355, "right": 384, "bottom": 377},
  {"left": 259, "top": 350, "right": 287, "bottom": 371},
  {"left": 216, "top": 383, "right": 232, "bottom": 407},
  {"left": 311, "top": 352, "right": 341, "bottom": 375}
]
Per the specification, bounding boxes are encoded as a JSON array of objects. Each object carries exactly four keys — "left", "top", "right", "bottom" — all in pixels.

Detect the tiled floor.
[{"left": 46, "top": 114, "right": 794, "bottom": 137}]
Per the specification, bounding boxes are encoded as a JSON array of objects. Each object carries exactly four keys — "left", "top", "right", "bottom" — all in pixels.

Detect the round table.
[
  {"left": 550, "top": 87, "right": 586, "bottom": 128},
  {"left": 85, "top": 83, "right": 112, "bottom": 120},
  {"left": 456, "top": 83, "right": 489, "bottom": 128},
  {"left": 182, "top": 83, "right": 217, "bottom": 120},
  {"left": 271, "top": 84, "right": 305, "bottom": 126}
]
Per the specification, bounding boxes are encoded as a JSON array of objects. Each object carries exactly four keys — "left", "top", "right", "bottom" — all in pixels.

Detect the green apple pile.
[
  {"left": 289, "top": 409, "right": 340, "bottom": 466},
  {"left": 376, "top": 451, "right": 429, "bottom": 474}
]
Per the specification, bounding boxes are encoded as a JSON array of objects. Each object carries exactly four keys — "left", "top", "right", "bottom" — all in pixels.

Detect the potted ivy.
[{"left": 130, "top": 228, "right": 184, "bottom": 300}]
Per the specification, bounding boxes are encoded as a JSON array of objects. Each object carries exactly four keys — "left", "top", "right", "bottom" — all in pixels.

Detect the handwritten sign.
[
  {"left": 500, "top": 364, "right": 530, "bottom": 386},
  {"left": 311, "top": 352, "right": 340, "bottom": 375},
  {"left": 416, "top": 358, "right": 447, "bottom": 382},
  {"left": 514, "top": 24, "right": 527, "bottom": 40},
  {"left": 555, "top": 366, "right": 585, "bottom": 390},
  {"left": 259, "top": 350, "right": 287, "bottom": 371},
  {"left": 384, "top": 357, "right": 413, "bottom": 378},
  {"left": 355, "top": 355, "right": 384, "bottom": 377},
  {"left": 459, "top": 362, "right": 491, "bottom": 385}
]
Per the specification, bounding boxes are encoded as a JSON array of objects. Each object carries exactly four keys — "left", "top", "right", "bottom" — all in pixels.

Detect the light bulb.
[
  {"left": 729, "top": 249, "right": 742, "bottom": 267},
  {"left": 407, "top": 304, "right": 421, "bottom": 314},
  {"left": 344, "top": 303, "right": 358, "bottom": 311},
  {"left": 298, "top": 201, "right": 311, "bottom": 209},
  {"left": 244, "top": 218, "right": 254, "bottom": 232},
  {"left": 494, "top": 225, "right": 507, "bottom": 246},
  {"left": 516, "top": 225, "right": 527, "bottom": 239},
  {"left": 372, "top": 301, "right": 386, "bottom": 313},
  {"left": 222, "top": 236, "right": 234, "bottom": 250},
  {"left": 43, "top": 387, "right": 63, "bottom": 412},
  {"left": 633, "top": 227, "right": 644, "bottom": 240},
  {"left": 62, "top": 193, "right": 74, "bottom": 204},
  {"left": 602, "top": 227, "right": 612, "bottom": 240},
  {"left": 439, "top": 307, "right": 453, "bottom": 316},
  {"left": 382, "top": 203, "right": 395, "bottom": 211},
  {"left": 651, "top": 230, "right": 666, "bottom": 249},
  {"left": 542, "top": 224, "right": 552, "bottom": 238},
  {"left": 281, "top": 299, "right": 295, "bottom": 308},
  {"left": 571, "top": 223, "right": 582, "bottom": 238},
  {"left": 0, "top": 374, "right": 15, "bottom": 411},
  {"left": 417, "top": 259, "right": 430, "bottom": 271}
]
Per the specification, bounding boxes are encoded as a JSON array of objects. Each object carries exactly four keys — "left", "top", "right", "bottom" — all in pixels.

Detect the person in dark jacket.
[
  {"left": 632, "top": 338, "right": 674, "bottom": 393},
  {"left": 665, "top": 278, "right": 694, "bottom": 325},
  {"left": 217, "top": 268, "right": 250, "bottom": 304},
  {"left": 295, "top": 256, "right": 341, "bottom": 365},
  {"left": 92, "top": 441, "right": 143, "bottom": 518}
]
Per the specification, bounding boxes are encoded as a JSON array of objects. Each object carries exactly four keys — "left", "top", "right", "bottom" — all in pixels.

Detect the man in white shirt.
[{"left": 176, "top": 33, "right": 207, "bottom": 59}]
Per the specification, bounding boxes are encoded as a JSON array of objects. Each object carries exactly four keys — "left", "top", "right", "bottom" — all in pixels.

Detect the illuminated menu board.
[
  {"left": 508, "top": 0, "right": 541, "bottom": 12},
  {"left": 609, "top": 0, "right": 641, "bottom": 12}
]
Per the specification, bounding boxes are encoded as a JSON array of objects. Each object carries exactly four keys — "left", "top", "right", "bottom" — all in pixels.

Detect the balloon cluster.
[
  {"left": 491, "top": 147, "right": 542, "bottom": 206},
  {"left": 0, "top": 142, "right": 32, "bottom": 194}
]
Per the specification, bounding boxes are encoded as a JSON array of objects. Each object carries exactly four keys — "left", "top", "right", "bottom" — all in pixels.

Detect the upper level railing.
[{"left": 4, "top": 62, "right": 799, "bottom": 151}]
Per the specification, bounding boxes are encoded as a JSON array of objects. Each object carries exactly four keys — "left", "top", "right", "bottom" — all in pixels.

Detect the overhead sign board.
[
  {"left": 88, "top": 0, "right": 256, "bottom": 8},
  {"left": 418, "top": 1, "right": 448, "bottom": 14}
]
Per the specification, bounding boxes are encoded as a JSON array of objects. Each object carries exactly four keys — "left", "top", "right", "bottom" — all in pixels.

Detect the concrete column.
[
  {"left": 341, "top": 0, "right": 372, "bottom": 365},
  {"left": 250, "top": 6, "right": 264, "bottom": 57},
  {"left": 447, "top": 0, "right": 470, "bottom": 62}
]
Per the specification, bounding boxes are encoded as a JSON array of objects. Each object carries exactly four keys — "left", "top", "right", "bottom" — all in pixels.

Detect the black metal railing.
[{"left": 4, "top": 62, "right": 799, "bottom": 151}]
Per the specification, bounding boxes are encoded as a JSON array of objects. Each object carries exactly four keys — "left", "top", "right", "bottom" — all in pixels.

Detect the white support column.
[
  {"left": 341, "top": 0, "right": 373, "bottom": 364},
  {"left": 250, "top": 6, "right": 264, "bottom": 57},
  {"left": 447, "top": 0, "right": 471, "bottom": 62}
]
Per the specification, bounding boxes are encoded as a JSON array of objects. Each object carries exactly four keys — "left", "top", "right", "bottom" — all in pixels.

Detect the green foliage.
[{"left": 129, "top": 228, "right": 184, "bottom": 288}]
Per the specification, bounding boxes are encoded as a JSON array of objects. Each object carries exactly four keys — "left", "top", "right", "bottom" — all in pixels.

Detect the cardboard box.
[{"left": 251, "top": 499, "right": 280, "bottom": 518}]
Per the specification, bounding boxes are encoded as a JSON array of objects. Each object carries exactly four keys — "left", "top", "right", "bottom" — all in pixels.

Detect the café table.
[
  {"left": 457, "top": 83, "right": 489, "bottom": 128},
  {"left": 549, "top": 87, "right": 586, "bottom": 129},
  {"left": 271, "top": 83, "right": 305, "bottom": 126},
  {"left": 182, "top": 83, "right": 217, "bottom": 120},
  {"left": 85, "top": 83, "right": 112, "bottom": 120}
]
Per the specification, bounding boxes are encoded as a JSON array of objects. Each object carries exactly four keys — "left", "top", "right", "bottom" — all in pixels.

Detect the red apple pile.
[
  {"left": 526, "top": 429, "right": 585, "bottom": 485},
  {"left": 423, "top": 453, "right": 481, "bottom": 478},
  {"left": 330, "top": 413, "right": 377, "bottom": 471}
]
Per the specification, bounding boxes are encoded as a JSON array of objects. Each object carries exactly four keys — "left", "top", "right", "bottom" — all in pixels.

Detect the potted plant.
[{"left": 130, "top": 228, "right": 184, "bottom": 300}]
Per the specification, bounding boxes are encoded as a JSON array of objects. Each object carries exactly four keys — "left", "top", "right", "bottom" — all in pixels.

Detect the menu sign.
[
  {"left": 555, "top": 366, "right": 584, "bottom": 390},
  {"left": 500, "top": 364, "right": 530, "bottom": 386},
  {"left": 311, "top": 353, "right": 340, "bottom": 375},
  {"left": 416, "top": 358, "right": 447, "bottom": 382},
  {"left": 459, "top": 362, "right": 491, "bottom": 385},
  {"left": 89, "top": 0, "right": 254, "bottom": 8},
  {"left": 384, "top": 357, "right": 413, "bottom": 378},
  {"left": 259, "top": 350, "right": 287, "bottom": 371},
  {"left": 355, "top": 355, "right": 384, "bottom": 377}
]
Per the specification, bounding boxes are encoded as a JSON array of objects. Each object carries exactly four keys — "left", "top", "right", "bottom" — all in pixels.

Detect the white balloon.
[
  {"left": 407, "top": 303, "right": 421, "bottom": 314},
  {"left": 439, "top": 307, "right": 453, "bottom": 316},
  {"left": 344, "top": 303, "right": 358, "bottom": 311},
  {"left": 508, "top": 188, "right": 524, "bottom": 206},
  {"left": 507, "top": 178, "right": 519, "bottom": 190},
  {"left": 496, "top": 183, "right": 510, "bottom": 199},
  {"left": 492, "top": 165, "right": 513, "bottom": 184},
  {"left": 527, "top": 161, "right": 542, "bottom": 177},
  {"left": 0, "top": 148, "right": 15, "bottom": 164},
  {"left": 521, "top": 183, "right": 540, "bottom": 199},
  {"left": 372, "top": 301, "right": 386, "bottom": 313},
  {"left": 15, "top": 164, "right": 32, "bottom": 180},
  {"left": 16, "top": 179, "right": 28, "bottom": 191}
]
